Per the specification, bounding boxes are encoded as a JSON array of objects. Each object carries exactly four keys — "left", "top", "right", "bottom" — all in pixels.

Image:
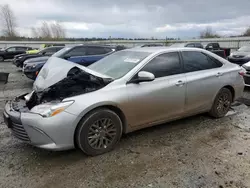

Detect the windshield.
[
  {"left": 238, "top": 46, "right": 250, "bottom": 52},
  {"left": 52, "top": 47, "right": 71, "bottom": 57},
  {"left": 88, "top": 51, "right": 151, "bottom": 79}
]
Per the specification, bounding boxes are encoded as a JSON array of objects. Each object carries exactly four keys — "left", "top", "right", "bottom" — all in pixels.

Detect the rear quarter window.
[{"left": 182, "top": 51, "right": 222, "bottom": 73}]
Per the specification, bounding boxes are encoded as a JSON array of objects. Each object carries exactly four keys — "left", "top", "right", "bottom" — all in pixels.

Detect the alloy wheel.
[{"left": 87, "top": 118, "right": 117, "bottom": 149}]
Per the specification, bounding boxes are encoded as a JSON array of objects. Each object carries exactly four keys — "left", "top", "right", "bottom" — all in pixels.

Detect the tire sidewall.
[
  {"left": 76, "top": 109, "right": 123, "bottom": 156},
  {"left": 211, "top": 88, "right": 232, "bottom": 118},
  {"left": 0, "top": 56, "right": 4, "bottom": 62}
]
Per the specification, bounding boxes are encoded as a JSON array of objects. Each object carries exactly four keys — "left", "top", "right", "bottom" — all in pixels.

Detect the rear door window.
[
  {"left": 186, "top": 44, "right": 195, "bottom": 47},
  {"left": 181, "top": 51, "right": 222, "bottom": 73},
  {"left": 16, "top": 47, "right": 27, "bottom": 51},
  {"left": 195, "top": 43, "right": 203, "bottom": 48},
  {"left": 66, "top": 47, "right": 87, "bottom": 56},
  {"left": 87, "top": 47, "right": 107, "bottom": 55}
]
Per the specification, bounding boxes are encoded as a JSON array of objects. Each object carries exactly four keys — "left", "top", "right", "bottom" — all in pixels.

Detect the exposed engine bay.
[{"left": 12, "top": 67, "right": 113, "bottom": 111}]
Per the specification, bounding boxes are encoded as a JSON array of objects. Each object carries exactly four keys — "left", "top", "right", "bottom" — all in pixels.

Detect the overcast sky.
[{"left": 1, "top": 0, "right": 250, "bottom": 39}]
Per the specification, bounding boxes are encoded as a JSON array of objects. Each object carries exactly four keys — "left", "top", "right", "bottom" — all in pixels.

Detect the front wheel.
[
  {"left": 209, "top": 88, "right": 232, "bottom": 118},
  {"left": 0, "top": 56, "right": 4, "bottom": 62},
  {"left": 76, "top": 108, "right": 123, "bottom": 156}
]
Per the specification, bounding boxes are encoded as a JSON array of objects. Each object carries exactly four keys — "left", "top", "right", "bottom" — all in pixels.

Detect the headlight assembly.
[{"left": 30, "top": 101, "right": 74, "bottom": 118}]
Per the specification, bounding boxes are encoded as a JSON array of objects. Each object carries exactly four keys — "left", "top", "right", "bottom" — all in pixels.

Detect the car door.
[
  {"left": 5, "top": 47, "right": 17, "bottom": 59},
  {"left": 126, "top": 52, "right": 186, "bottom": 127},
  {"left": 180, "top": 50, "right": 225, "bottom": 114}
]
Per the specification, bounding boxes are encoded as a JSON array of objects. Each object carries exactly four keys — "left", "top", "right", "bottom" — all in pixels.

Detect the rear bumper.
[{"left": 3, "top": 97, "right": 80, "bottom": 151}]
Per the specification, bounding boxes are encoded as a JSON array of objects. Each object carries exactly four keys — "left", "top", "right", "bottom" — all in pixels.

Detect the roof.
[
  {"left": 72, "top": 44, "right": 116, "bottom": 48},
  {"left": 124, "top": 46, "right": 208, "bottom": 54},
  {"left": 44, "top": 46, "right": 64, "bottom": 49}
]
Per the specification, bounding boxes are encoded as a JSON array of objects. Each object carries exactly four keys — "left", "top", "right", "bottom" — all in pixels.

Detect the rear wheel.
[
  {"left": 76, "top": 108, "right": 123, "bottom": 156},
  {"left": 0, "top": 56, "right": 4, "bottom": 62},
  {"left": 209, "top": 88, "right": 232, "bottom": 118}
]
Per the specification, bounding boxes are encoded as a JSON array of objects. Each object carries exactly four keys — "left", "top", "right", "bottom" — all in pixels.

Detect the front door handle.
[{"left": 175, "top": 80, "right": 185, "bottom": 86}]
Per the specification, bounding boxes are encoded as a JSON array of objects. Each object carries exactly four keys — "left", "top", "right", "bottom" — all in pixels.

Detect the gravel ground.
[{"left": 1, "top": 61, "right": 250, "bottom": 188}]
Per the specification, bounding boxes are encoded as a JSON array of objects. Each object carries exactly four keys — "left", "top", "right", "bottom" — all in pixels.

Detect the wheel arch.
[
  {"left": 73, "top": 103, "right": 128, "bottom": 148},
  {"left": 223, "top": 85, "right": 235, "bottom": 101}
]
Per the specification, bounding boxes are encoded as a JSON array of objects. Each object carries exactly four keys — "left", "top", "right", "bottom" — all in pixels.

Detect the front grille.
[{"left": 11, "top": 122, "right": 30, "bottom": 142}]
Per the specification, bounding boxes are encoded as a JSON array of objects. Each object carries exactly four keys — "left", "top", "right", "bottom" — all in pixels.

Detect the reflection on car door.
[
  {"left": 126, "top": 52, "right": 186, "bottom": 127},
  {"left": 181, "top": 50, "right": 226, "bottom": 114}
]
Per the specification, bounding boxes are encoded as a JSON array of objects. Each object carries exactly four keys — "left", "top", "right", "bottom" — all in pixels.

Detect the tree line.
[
  {"left": 0, "top": 4, "right": 66, "bottom": 40},
  {"left": 1, "top": 4, "right": 250, "bottom": 40}
]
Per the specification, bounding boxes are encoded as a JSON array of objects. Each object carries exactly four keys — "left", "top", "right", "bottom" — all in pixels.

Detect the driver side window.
[{"left": 140, "top": 52, "right": 182, "bottom": 78}]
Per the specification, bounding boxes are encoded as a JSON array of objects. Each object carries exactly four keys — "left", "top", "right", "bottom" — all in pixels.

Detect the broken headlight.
[{"left": 30, "top": 101, "right": 74, "bottom": 118}]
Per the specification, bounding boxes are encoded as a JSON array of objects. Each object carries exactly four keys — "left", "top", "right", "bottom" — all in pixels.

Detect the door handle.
[
  {"left": 175, "top": 80, "right": 185, "bottom": 86},
  {"left": 216, "top": 72, "right": 223, "bottom": 77}
]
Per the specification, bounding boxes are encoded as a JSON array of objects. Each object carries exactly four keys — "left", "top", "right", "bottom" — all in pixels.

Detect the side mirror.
[{"left": 130, "top": 71, "right": 155, "bottom": 83}]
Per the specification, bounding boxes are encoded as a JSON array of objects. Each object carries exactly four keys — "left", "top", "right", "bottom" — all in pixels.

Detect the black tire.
[
  {"left": 0, "top": 56, "right": 4, "bottom": 62},
  {"left": 76, "top": 108, "right": 123, "bottom": 156},
  {"left": 209, "top": 88, "right": 233, "bottom": 118}
]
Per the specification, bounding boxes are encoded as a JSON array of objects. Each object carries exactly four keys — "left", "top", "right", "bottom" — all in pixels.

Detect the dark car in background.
[
  {"left": 23, "top": 45, "right": 115, "bottom": 80},
  {"left": 141, "top": 43, "right": 164, "bottom": 47},
  {"left": 242, "top": 62, "right": 250, "bottom": 87},
  {"left": 0, "top": 46, "right": 33, "bottom": 61},
  {"left": 13, "top": 46, "right": 64, "bottom": 67},
  {"left": 228, "top": 46, "right": 250, "bottom": 65},
  {"left": 204, "top": 43, "right": 231, "bottom": 57},
  {"left": 171, "top": 42, "right": 204, "bottom": 48},
  {"left": 171, "top": 42, "right": 227, "bottom": 58}
]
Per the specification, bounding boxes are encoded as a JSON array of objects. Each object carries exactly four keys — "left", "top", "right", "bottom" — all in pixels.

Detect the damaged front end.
[
  {"left": 26, "top": 67, "right": 112, "bottom": 109},
  {"left": 14, "top": 57, "right": 113, "bottom": 112}
]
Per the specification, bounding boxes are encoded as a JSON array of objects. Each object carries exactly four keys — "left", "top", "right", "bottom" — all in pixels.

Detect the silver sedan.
[{"left": 3, "top": 47, "right": 245, "bottom": 156}]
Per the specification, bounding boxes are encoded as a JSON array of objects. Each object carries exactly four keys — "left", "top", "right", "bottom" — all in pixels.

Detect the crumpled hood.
[
  {"left": 33, "top": 57, "right": 112, "bottom": 92},
  {"left": 231, "top": 51, "right": 250, "bottom": 57}
]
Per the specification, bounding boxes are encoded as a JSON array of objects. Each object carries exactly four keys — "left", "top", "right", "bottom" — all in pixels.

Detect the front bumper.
[
  {"left": 3, "top": 97, "right": 80, "bottom": 151},
  {"left": 228, "top": 57, "right": 250, "bottom": 65}
]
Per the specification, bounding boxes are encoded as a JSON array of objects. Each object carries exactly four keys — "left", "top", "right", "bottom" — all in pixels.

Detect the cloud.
[{"left": 0, "top": 0, "right": 250, "bottom": 38}]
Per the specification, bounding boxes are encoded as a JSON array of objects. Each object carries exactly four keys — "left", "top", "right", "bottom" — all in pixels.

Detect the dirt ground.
[{"left": 1, "top": 61, "right": 250, "bottom": 188}]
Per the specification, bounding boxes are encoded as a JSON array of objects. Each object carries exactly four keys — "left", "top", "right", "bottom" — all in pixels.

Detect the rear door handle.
[
  {"left": 175, "top": 80, "right": 185, "bottom": 86},
  {"left": 216, "top": 72, "right": 223, "bottom": 77}
]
